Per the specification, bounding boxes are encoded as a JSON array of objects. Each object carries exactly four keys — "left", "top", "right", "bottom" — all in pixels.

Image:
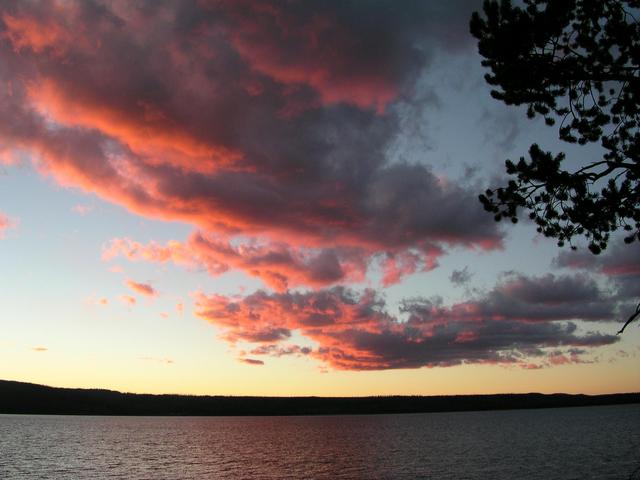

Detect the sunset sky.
[{"left": 0, "top": 0, "right": 638, "bottom": 396}]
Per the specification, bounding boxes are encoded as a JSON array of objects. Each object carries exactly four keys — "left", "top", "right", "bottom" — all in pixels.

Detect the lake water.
[{"left": 1, "top": 404, "right": 639, "bottom": 479}]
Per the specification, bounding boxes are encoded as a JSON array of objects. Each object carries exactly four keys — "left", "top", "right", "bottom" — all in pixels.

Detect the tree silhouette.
[{"left": 471, "top": 0, "right": 639, "bottom": 255}]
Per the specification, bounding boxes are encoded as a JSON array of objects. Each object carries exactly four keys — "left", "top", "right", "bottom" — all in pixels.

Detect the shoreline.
[{"left": 2, "top": 379, "right": 638, "bottom": 416}]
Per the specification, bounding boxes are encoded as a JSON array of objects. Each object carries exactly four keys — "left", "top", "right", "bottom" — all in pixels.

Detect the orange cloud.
[
  {"left": 27, "top": 79, "right": 243, "bottom": 174},
  {"left": 2, "top": 12, "right": 73, "bottom": 55}
]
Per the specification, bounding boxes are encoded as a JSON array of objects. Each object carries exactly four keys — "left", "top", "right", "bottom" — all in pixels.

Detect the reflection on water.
[{"left": 1, "top": 404, "right": 639, "bottom": 479}]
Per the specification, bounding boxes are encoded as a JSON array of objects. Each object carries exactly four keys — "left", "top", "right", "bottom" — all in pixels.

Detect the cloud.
[
  {"left": 249, "top": 344, "right": 312, "bottom": 357},
  {"left": 555, "top": 243, "right": 640, "bottom": 277},
  {"left": 85, "top": 295, "right": 108, "bottom": 306},
  {"left": 125, "top": 279, "right": 157, "bottom": 297},
  {"left": 120, "top": 295, "right": 136, "bottom": 306},
  {"left": 32, "top": 346, "right": 47, "bottom": 352},
  {"left": 401, "top": 273, "right": 617, "bottom": 326},
  {"left": 0, "top": 2, "right": 626, "bottom": 375},
  {"left": 554, "top": 243, "right": 640, "bottom": 300},
  {"left": 494, "top": 273, "right": 607, "bottom": 311},
  {"left": 71, "top": 204, "right": 92, "bottom": 215},
  {"left": 481, "top": 107, "right": 523, "bottom": 154},
  {"left": 1, "top": 0, "right": 502, "bottom": 291},
  {"left": 239, "top": 358, "right": 264, "bottom": 366},
  {"left": 193, "top": 272, "right": 619, "bottom": 371},
  {"left": 0, "top": 212, "right": 13, "bottom": 238},
  {"left": 215, "top": 1, "right": 476, "bottom": 113},
  {"left": 105, "top": 234, "right": 369, "bottom": 291},
  {"left": 450, "top": 266, "right": 472, "bottom": 287}
]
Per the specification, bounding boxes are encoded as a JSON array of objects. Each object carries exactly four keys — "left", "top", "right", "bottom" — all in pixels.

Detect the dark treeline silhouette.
[{"left": 1, "top": 380, "right": 638, "bottom": 416}]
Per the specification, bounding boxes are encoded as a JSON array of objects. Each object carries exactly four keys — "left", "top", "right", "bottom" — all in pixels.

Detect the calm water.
[{"left": 1, "top": 404, "right": 639, "bottom": 479}]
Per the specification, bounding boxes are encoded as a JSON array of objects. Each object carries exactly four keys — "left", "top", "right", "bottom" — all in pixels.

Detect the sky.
[{"left": 0, "top": 0, "right": 638, "bottom": 396}]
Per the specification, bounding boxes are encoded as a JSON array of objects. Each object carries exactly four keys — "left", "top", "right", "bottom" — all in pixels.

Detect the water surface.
[{"left": 1, "top": 404, "right": 639, "bottom": 479}]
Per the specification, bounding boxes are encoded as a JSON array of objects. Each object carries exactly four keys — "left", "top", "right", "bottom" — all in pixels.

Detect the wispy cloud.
[
  {"left": 71, "top": 204, "right": 92, "bottom": 215},
  {"left": 85, "top": 295, "right": 108, "bottom": 306}
]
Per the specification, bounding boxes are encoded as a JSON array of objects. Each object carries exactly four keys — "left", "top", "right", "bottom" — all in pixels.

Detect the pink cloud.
[
  {"left": 0, "top": 2, "right": 502, "bottom": 295},
  {"left": 239, "top": 358, "right": 264, "bottom": 366},
  {"left": 120, "top": 295, "right": 136, "bottom": 306},
  {"left": 106, "top": 234, "right": 369, "bottom": 291},
  {"left": 380, "top": 249, "right": 439, "bottom": 287},
  {"left": 125, "top": 279, "right": 157, "bottom": 297},
  {"left": 85, "top": 295, "right": 108, "bottom": 306},
  {"left": 548, "top": 353, "right": 572, "bottom": 366},
  {"left": 521, "top": 363, "right": 544, "bottom": 370},
  {"left": 0, "top": 212, "right": 14, "bottom": 238},
  {"left": 193, "top": 273, "right": 618, "bottom": 371}
]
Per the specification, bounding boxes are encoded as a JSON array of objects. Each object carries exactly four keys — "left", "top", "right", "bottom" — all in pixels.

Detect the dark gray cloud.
[
  {"left": 319, "top": 319, "right": 615, "bottom": 370},
  {"left": 554, "top": 243, "right": 640, "bottom": 300},
  {"left": 554, "top": 242, "right": 640, "bottom": 276},
  {"left": 450, "top": 266, "right": 473, "bottom": 286},
  {"left": 404, "top": 273, "right": 616, "bottom": 324}
]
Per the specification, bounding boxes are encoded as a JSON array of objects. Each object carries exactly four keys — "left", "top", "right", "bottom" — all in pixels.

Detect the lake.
[{"left": 1, "top": 404, "right": 639, "bottom": 479}]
